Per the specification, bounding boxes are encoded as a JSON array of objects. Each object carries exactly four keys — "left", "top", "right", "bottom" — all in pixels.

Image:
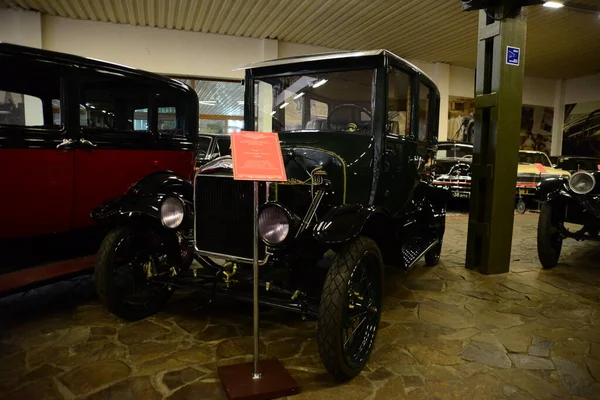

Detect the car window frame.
[{"left": 0, "top": 53, "right": 71, "bottom": 147}]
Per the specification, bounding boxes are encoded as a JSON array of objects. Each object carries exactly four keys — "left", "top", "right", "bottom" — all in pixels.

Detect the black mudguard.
[
  {"left": 537, "top": 177, "right": 567, "bottom": 202},
  {"left": 91, "top": 171, "right": 193, "bottom": 225},
  {"left": 313, "top": 204, "right": 393, "bottom": 245}
]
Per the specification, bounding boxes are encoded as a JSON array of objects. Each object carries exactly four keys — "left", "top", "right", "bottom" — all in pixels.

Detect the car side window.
[
  {"left": 0, "top": 56, "right": 62, "bottom": 129},
  {"left": 418, "top": 83, "right": 431, "bottom": 141},
  {"left": 79, "top": 71, "right": 150, "bottom": 133},
  {"left": 387, "top": 68, "right": 411, "bottom": 136},
  {"left": 157, "top": 88, "right": 188, "bottom": 138}
]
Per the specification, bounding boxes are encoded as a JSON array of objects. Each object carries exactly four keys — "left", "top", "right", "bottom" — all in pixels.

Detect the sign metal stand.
[{"left": 217, "top": 131, "right": 299, "bottom": 400}]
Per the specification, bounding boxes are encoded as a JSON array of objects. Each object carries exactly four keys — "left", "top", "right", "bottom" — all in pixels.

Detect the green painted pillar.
[{"left": 465, "top": 5, "right": 527, "bottom": 274}]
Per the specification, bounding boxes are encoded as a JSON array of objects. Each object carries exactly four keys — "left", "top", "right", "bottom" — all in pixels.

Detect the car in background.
[
  {"left": 431, "top": 141, "right": 473, "bottom": 199},
  {"left": 0, "top": 43, "right": 198, "bottom": 295},
  {"left": 551, "top": 155, "right": 600, "bottom": 174},
  {"left": 515, "top": 150, "right": 570, "bottom": 212},
  {"left": 196, "top": 134, "right": 231, "bottom": 168},
  {"left": 537, "top": 170, "right": 600, "bottom": 269}
]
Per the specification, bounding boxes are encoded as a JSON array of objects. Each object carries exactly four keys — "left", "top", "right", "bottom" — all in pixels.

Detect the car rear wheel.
[
  {"left": 317, "top": 236, "right": 383, "bottom": 381},
  {"left": 94, "top": 226, "right": 175, "bottom": 321},
  {"left": 516, "top": 199, "right": 527, "bottom": 214},
  {"left": 537, "top": 201, "right": 563, "bottom": 269}
]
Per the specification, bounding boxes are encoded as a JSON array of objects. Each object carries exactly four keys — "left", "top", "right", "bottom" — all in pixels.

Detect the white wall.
[
  {"left": 565, "top": 73, "right": 600, "bottom": 105},
  {"left": 523, "top": 77, "right": 556, "bottom": 107},
  {"left": 0, "top": 8, "right": 42, "bottom": 48},
  {"left": 42, "top": 16, "right": 264, "bottom": 79},
  {"left": 449, "top": 66, "right": 475, "bottom": 99},
  {"left": 278, "top": 42, "right": 334, "bottom": 58}
]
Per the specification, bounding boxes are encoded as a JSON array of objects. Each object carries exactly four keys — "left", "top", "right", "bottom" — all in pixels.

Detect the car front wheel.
[
  {"left": 317, "top": 236, "right": 383, "bottom": 381},
  {"left": 537, "top": 201, "right": 563, "bottom": 269},
  {"left": 94, "top": 226, "right": 175, "bottom": 320}
]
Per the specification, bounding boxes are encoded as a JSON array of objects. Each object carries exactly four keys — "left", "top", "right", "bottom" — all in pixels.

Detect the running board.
[
  {"left": 402, "top": 238, "right": 439, "bottom": 270},
  {"left": 0, "top": 256, "right": 95, "bottom": 295}
]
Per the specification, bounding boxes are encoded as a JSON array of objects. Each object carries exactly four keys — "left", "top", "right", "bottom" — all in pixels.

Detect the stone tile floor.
[{"left": 1, "top": 213, "right": 600, "bottom": 399}]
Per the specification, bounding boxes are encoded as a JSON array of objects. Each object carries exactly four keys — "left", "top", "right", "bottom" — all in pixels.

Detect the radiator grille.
[{"left": 194, "top": 176, "right": 265, "bottom": 260}]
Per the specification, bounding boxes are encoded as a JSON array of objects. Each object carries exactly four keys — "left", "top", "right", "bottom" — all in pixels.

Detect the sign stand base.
[{"left": 218, "top": 359, "right": 299, "bottom": 400}]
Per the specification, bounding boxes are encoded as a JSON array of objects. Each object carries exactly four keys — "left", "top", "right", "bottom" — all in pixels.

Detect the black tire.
[
  {"left": 317, "top": 236, "right": 383, "bottom": 381},
  {"left": 94, "top": 226, "right": 174, "bottom": 321},
  {"left": 516, "top": 200, "right": 527, "bottom": 214},
  {"left": 537, "top": 201, "right": 563, "bottom": 269}
]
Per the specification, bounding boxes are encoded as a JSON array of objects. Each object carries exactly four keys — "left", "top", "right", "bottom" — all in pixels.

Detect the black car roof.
[
  {"left": 237, "top": 49, "right": 439, "bottom": 96},
  {"left": 0, "top": 42, "right": 194, "bottom": 95},
  {"left": 438, "top": 141, "right": 473, "bottom": 146},
  {"left": 558, "top": 155, "right": 600, "bottom": 160}
]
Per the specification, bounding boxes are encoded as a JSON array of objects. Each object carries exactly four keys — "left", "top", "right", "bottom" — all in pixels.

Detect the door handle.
[
  {"left": 79, "top": 138, "right": 97, "bottom": 148},
  {"left": 56, "top": 138, "right": 76, "bottom": 149}
]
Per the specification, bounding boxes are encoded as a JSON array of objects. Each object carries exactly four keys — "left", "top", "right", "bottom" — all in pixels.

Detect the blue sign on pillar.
[{"left": 506, "top": 46, "right": 521, "bottom": 66}]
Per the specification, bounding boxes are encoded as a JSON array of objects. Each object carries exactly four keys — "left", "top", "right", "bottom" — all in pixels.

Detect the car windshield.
[
  {"left": 216, "top": 137, "right": 231, "bottom": 156},
  {"left": 197, "top": 136, "right": 212, "bottom": 158},
  {"left": 559, "top": 158, "right": 600, "bottom": 171},
  {"left": 519, "top": 152, "right": 551, "bottom": 167},
  {"left": 254, "top": 69, "right": 374, "bottom": 135},
  {"left": 436, "top": 144, "right": 472, "bottom": 160}
]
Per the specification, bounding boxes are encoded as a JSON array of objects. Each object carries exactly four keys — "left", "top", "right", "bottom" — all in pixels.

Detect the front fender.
[
  {"left": 313, "top": 204, "right": 392, "bottom": 245},
  {"left": 91, "top": 171, "right": 193, "bottom": 225},
  {"left": 538, "top": 177, "right": 568, "bottom": 202}
]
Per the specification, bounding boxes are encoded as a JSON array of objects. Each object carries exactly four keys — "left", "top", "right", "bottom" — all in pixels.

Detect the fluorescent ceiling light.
[
  {"left": 199, "top": 100, "right": 216, "bottom": 105},
  {"left": 237, "top": 101, "right": 244, "bottom": 105},
  {"left": 279, "top": 102, "right": 289, "bottom": 109},
  {"left": 270, "top": 111, "right": 276, "bottom": 116},
  {"left": 102, "top": 110, "right": 107, "bottom": 113},
  {"left": 89, "top": 105, "right": 96, "bottom": 109},
  {"left": 312, "top": 79, "right": 328, "bottom": 88},
  {"left": 543, "top": 1, "right": 564, "bottom": 8},
  {"left": 293, "top": 92, "right": 305, "bottom": 100}
]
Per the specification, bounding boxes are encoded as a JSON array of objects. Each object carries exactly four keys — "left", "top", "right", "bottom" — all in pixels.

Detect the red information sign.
[{"left": 230, "top": 131, "right": 287, "bottom": 182}]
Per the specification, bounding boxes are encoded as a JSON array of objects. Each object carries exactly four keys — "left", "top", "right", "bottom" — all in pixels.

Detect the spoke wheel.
[
  {"left": 516, "top": 200, "right": 527, "bottom": 214},
  {"left": 95, "top": 226, "right": 175, "bottom": 320},
  {"left": 317, "top": 236, "right": 383, "bottom": 381},
  {"left": 537, "top": 201, "right": 563, "bottom": 269}
]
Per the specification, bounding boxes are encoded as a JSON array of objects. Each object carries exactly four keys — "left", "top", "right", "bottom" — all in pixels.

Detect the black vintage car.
[
  {"left": 91, "top": 50, "right": 446, "bottom": 381},
  {"left": 537, "top": 171, "right": 600, "bottom": 269},
  {"left": 431, "top": 141, "right": 473, "bottom": 199},
  {"left": 551, "top": 155, "right": 600, "bottom": 174}
]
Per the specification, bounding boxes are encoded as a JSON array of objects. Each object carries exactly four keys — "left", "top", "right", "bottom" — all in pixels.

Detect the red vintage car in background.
[{"left": 0, "top": 43, "right": 198, "bottom": 294}]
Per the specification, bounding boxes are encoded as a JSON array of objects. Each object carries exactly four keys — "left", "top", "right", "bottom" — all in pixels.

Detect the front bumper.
[
  {"left": 432, "top": 180, "right": 471, "bottom": 199},
  {"left": 516, "top": 182, "right": 538, "bottom": 196}
]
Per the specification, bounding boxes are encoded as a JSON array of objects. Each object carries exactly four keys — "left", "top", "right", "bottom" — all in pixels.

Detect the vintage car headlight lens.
[
  {"left": 259, "top": 205, "right": 290, "bottom": 245},
  {"left": 160, "top": 196, "right": 185, "bottom": 228},
  {"left": 569, "top": 172, "right": 595, "bottom": 195}
]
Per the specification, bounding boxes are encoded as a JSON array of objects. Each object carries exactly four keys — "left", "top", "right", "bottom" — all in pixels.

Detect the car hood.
[
  {"left": 517, "top": 164, "right": 571, "bottom": 177},
  {"left": 197, "top": 147, "right": 349, "bottom": 213}
]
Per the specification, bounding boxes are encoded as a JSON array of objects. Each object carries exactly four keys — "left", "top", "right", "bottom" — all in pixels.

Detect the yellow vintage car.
[{"left": 515, "top": 150, "right": 571, "bottom": 212}]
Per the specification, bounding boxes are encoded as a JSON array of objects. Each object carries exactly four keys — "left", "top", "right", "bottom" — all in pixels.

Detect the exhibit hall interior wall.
[{"left": 1, "top": 8, "right": 599, "bottom": 151}]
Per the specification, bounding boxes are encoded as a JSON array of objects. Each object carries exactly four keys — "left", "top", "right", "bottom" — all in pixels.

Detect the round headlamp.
[
  {"left": 569, "top": 172, "right": 595, "bottom": 195},
  {"left": 160, "top": 196, "right": 185, "bottom": 229},
  {"left": 258, "top": 205, "right": 291, "bottom": 246}
]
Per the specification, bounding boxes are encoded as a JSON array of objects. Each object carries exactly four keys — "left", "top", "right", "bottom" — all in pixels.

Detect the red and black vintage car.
[{"left": 0, "top": 43, "right": 198, "bottom": 295}]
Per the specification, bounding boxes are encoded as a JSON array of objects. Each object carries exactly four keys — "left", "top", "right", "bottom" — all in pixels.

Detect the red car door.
[
  {"left": 0, "top": 55, "right": 73, "bottom": 239},
  {"left": 70, "top": 71, "right": 196, "bottom": 229}
]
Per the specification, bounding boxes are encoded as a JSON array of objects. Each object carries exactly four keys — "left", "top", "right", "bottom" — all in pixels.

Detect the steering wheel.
[{"left": 326, "top": 104, "right": 372, "bottom": 132}]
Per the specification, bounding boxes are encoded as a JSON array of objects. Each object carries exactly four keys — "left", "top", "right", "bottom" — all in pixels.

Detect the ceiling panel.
[{"left": 1, "top": 0, "right": 599, "bottom": 79}]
